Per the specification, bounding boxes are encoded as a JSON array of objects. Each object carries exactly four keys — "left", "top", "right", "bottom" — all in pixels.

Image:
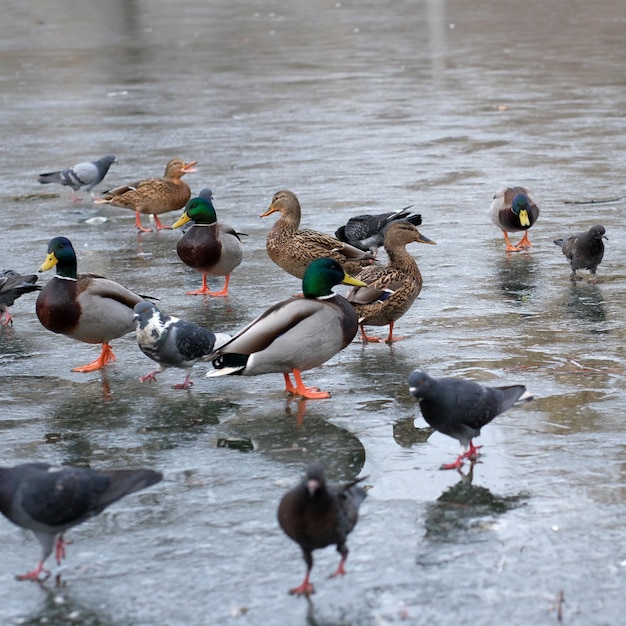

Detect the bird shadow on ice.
[
  {"left": 422, "top": 465, "right": 528, "bottom": 543},
  {"left": 13, "top": 584, "right": 114, "bottom": 626},
  {"left": 494, "top": 252, "right": 538, "bottom": 304},
  {"left": 562, "top": 281, "right": 606, "bottom": 324},
  {"left": 392, "top": 416, "right": 434, "bottom": 448}
]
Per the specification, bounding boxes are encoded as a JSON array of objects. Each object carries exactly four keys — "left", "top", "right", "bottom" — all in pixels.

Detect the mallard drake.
[
  {"left": 36, "top": 237, "right": 144, "bottom": 372},
  {"left": 260, "top": 190, "right": 377, "bottom": 279},
  {"left": 489, "top": 186, "right": 540, "bottom": 252},
  {"left": 96, "top": 158, "right": 197, "bottom": 232},
  {"left": 0, "top": 269, "right": 41, "bottom": 326},
  {"left": 334, "top": 205, "right": 422, "bottom": 254},
  {"left": 554, "top": 224, "right": 607, "bottom": 282},
  {"left": 206, "top": 257, "right": 366, "bottom": 399},
  {"left": 346, "top": 221, "right": 435, "bottom": 343},
  {"left": 171, "top": 191, "right": 245, "bottom": 297}
]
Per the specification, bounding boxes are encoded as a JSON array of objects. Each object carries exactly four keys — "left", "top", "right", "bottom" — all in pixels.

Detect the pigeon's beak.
[
  {"left": 307, "top": 479, "right": 320, "bottom": 496},
  {"left": 39, "top": 252, "right": 58, "bottom": 273}
]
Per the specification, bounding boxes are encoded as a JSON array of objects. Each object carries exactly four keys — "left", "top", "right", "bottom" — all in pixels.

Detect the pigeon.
[
  {"left": 277, "top": 462, "right": 367, "bottom": 597},
  {"left": 0, "top": 462, "right": 162, "bottom": 581},
  {"left": 408, "top": 369, "right": 533, "bottom": 470},
  {"left": 0, "top": 270, "right": 41, "bottom": 326},
  {"left": 554, "top": 224, "right": 607, "bottom": 282},
  {"left": 38, "top": 154, "right": 117, "bottom": 201},
  {"left": 335, "top": 205, "right": 422, "bottom": 254},
  {"left": 134, "top": 301, "right": 230, "bottom": 389}
]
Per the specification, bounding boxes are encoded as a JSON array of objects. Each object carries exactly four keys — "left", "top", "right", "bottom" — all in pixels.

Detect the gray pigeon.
[
  {"left": 277, "top": 462, "right": 367, "bottom": 597},
  {"left": 408, "top": 369, "right": 532, "bottom": 470},
  {"left": 0, "top": 462, "right": 162, "bottom": 581},
  {"left": 335, "top": 205, "right": 422, "bottom": 254},
  {"left": 0, "top": 269, "right": 41, "bottom": 326},
  {"left": 134, "top": 300, "right": 230, "bottom": 389},
  {"left": 554, "top": 224, "right": 607, "bottom": 282},
  {"left": 38, "top": 154, "right": 117, "bottom": 200}
]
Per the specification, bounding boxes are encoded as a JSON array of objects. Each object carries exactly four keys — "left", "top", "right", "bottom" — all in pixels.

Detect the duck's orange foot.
[
  {"left": 516, "top": 232, "right": 533, "bottom": 248},
  {"left": 186, "top": 274, "right": 230, "bottom": 297},
  {"left": 135, "top": 212, "right": 153, "bottom": 232},
  {"left": 72, "top": 343, "right": 116, "bottom": 372},
  {"left": 502, "top": 232, "right": 523, "bottom": 252},
  {"left": 285, "top": 370, "right": 331, "bottom": 400},
  {"left": 153, "top": 215, "right": 171, "bottom": 230}
]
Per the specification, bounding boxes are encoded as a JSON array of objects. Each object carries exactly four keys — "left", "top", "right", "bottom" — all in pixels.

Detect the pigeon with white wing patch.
[{"left": 134, "top": 301, "right": 230, "bottom": 389}]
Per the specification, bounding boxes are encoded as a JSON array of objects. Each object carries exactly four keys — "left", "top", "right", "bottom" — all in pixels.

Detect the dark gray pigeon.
[
  {"left": 334, "top": 205, "right": 422, "bottom": 254},
  {"left": 0, "top": 462, "right": 162, "bottom": 581},
  {"left": 554, "top": 224, "right": 607, "bottom": 282},
  {"left": 277, "top": 462, "right": 367, "bottom": 597},
  {"left": 134, "top": 300, "right": 230, "bottom": 389},
  {"left": 0, "top": 269, "right": 41, "bottom": 326},
  {"left": 38, "top": 154, "right": 117, "bottom": 200},
  {"left": 408, "top": 369, "right": 532, "bottom": 470}
]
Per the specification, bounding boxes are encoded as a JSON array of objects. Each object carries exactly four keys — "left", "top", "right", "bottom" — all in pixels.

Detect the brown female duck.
[
  {"left": 260, "top": 190, "right": 376, "bottom": 279},
  {"left": 346, "top": 221, "right": 435, "bottom": 343},
  {"left": 96, "top": 158, "right": 197, "bottom": 232}
]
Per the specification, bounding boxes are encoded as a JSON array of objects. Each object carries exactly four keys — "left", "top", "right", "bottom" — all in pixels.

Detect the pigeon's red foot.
[
  {"left": 328, "top": 558, "right": 347, "bottom": 578},
  {"left": 55, "top": 535, "right": 72, "bottom": 565},
  {"left": 463, "top": 441, "right": 483, "bottom": 460},
  {"left": 288, "top": 579, "right": 315, "bottom": 597},
  {"left": 440, "top": 456, "right": 464, "bottom": 471},
  {"left": 173, "top": 375, "right": 193, "bottom": 390},
  {"left": 16, "top": 561, "right": 50, "bottom": 582},
  {"left": 139, "top": 371, "right": 159, "bottom": 383}
]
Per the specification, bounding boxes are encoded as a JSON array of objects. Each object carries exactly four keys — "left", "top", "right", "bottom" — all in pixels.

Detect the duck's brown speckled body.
[
  {"left": 97, "top": 158, "right": 197, "bottom": 232},
  {"left": 346, "top": 221, "right": 435, "bottom": 343},
  {"left": 260, "top": 190, "right": 377, "bottom": 279}
]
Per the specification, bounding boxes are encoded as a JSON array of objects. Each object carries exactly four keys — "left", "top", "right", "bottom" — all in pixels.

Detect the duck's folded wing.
[
  {"left": 214, "top": 298, "right": 323, "bottom": 355},
  {"left": 77, "top": 275, "right": 142, "bottom": 307}
]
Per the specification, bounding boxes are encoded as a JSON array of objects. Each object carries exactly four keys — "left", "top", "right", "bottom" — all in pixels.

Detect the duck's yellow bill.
[
  {"left": 171, "top": 212, "right": 191, "bottom": 229},
  {"left": 342, "top": 274, "right": 367, "bottom": 288},
  {"left": 39, "top": 253, "right": 58, "bottom": 272},
  {"left": 519, "top": 209, "right": 530, "bottom": 227}
]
